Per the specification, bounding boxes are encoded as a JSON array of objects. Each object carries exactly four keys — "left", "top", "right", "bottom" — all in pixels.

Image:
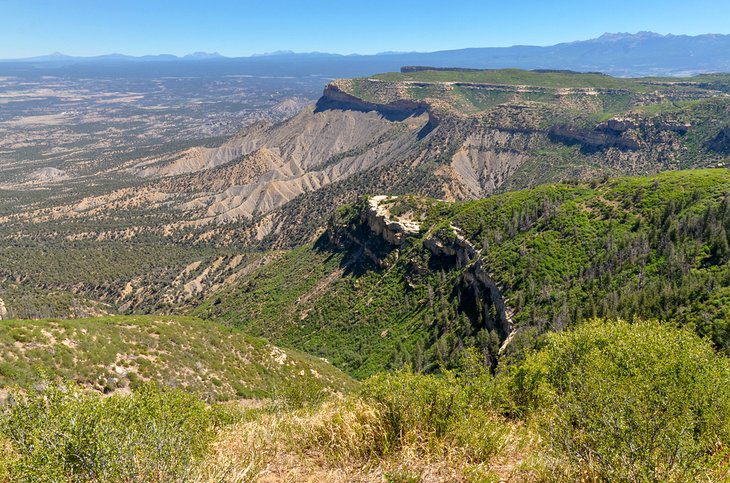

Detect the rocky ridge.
[
  {"left": 364, "top": 196, "right": 421, "bottom": 245},
  {"left": 357, "top": 195, "right": 514, "bottom": 341}
]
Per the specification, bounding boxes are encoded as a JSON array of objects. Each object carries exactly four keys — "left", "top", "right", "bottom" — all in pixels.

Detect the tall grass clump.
[
  {"left": 361, "top": 350, "right": 509, "bottom": 462},
  {"left": 197, "top": 351, "right": 517, "bottom": 481},
  {"left": 509, "top": 319, "right": 730, "bottom": 481},
  {"left": 0, "top": 382, "right": 219, "bottom": 482}
]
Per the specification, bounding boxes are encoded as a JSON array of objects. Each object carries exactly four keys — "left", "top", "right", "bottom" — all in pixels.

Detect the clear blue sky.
[{"left": 2, "top": 0, "right": 729, "bottom": 58}]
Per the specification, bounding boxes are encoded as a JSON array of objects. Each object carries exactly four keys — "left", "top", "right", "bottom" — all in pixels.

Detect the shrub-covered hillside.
[
  {"left": 0, "top": 315, "right": 355, "bottom": 401},
  {"left": 3, "top": 319, "right": 728, "bottom": 482},
  {"left": 197, "top": 169, "right": 730, "bottom": 378}
]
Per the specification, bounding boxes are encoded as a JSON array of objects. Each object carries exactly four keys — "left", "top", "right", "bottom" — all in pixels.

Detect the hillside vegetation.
[
  {"left": 0, "top": 315, "right": 355, "bottom": 401},
  {"left": 197, "top": 169, "right": 730, "bottom": 378},
  {"left": 2, "top": 319, "right": 728, "bottom": 481}
]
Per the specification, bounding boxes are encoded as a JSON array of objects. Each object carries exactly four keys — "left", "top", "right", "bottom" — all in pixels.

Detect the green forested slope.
[{"left": 197, "top": 169, "right": 730, "bottom": 378}]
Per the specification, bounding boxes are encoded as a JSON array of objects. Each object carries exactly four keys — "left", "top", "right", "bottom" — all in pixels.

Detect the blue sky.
[{"left": 2, "top": 0, "right": 729, "bottom": 58}]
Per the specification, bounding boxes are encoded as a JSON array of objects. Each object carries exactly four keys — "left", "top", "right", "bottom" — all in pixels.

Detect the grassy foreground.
[{"left": 1, "top": 318, "right": 728, "bottom": 482}]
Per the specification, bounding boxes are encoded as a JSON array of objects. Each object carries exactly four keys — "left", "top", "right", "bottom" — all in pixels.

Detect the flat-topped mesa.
[
  {"left": 317, "top": 80, "right": 437, "bottom": 129},
  {"left": 401, "top": 66, "right": 487, "bottom": 74},
  {"left": 319, "top": 80, "right": 426, "bottom": 111},
  {"left": 327, "top": 70, "right": 730, "bottom": 121},
  {"left": 364, "top": 195, "right": 421, "bottom": 246}
]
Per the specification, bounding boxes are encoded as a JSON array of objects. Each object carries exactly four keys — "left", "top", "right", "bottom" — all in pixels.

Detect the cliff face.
[
  {"left": 364, "top": 196, "right": 421, "bottom": 246},
  {"left": 421, "top": 227, "right": 512, "bottom": 338},
  {"left": 548, "top": 117, "right": 691, "bottom": 154},
  {"left": 461, "top": 260, "right": 513, "bottom": 339},
  {"left": 317, "top": 82, "right": 441, "bottom": 138},
  {"left": 338, "top": 196, "right": 514, "bottom": 343},
  {"left": 318, "top": 82, "right": 430, "bottom": 120},
  {"left": 548, "top": 124, "right": 641, "bottom": 152}
]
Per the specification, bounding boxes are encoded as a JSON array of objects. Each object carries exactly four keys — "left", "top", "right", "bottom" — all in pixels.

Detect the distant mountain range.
[
  {"left": 8, "top": 51, "right": 224, "bottom": 62},
  {"left": 2, "top": 32, "right": 730, "bottom": 77}
]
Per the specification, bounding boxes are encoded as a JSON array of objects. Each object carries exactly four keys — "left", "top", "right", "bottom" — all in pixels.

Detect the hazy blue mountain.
[
  {"left": 182, "top": 52, "right": 224, "bottom": 60},
  {"left": 2, "top": 32, "right": 729, "bottom": 78}
]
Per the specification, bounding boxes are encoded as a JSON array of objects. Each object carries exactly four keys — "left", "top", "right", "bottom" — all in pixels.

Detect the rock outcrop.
[
  {"left": 0, "top": 298, "right": 7, "bottom": 320},
  {"left": 317, "top": 82, "right": 431, "bottom": 121},
  {"left": 548, "top": 124, "right": 641, "bottom": 152},
  {"left": 422, "top": 226, "right": 512, "bottom": 337},
  {"left": 461, "top": 260, "right": 513, "bottom": 338},
  {"left": 423, "top": 226, "right": 478, "bottom": 268},
  {"left": 317, "top": 81, "right": 440, "bottom": 137},
  {"left": 364, "top": 196, "right": 421, "bottom": 246}
]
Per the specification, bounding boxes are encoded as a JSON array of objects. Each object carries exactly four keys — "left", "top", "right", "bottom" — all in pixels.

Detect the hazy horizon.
[
  {"left": 2, "top": 0, "right": 729, "bottom": 59},
  {"left": 4, "top": 31, "right": 730, "bottom": 62}
]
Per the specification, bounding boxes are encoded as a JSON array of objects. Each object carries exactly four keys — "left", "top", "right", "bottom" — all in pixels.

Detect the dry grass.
[{"left": 193, "top": 397, "right": 534, "bottom": 482}]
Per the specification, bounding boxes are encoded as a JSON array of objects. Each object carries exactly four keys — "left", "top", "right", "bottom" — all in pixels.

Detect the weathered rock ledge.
[
  {"left": 364, "top": 196, "right": 421, "bottom": 246},
  {"left": 422, "top": 225, "right": 513, "bottom": 337},
  {"left": 317, "top": 82, "right": 440, "bottom": 135},
  {"left": 423, "top": 225, "right": 478, "bottom": 268}
]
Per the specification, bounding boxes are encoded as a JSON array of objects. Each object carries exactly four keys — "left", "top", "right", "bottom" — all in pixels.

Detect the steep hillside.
[
  {"left": 0, "top": 315, "right": 355, "bottom": 400},
  {"left": 196, "top": 169, "right": 730, "bottom": 378},
  {"left": 1, "top": 69, "right": 729, "bottom": 318},
  {"left": 133, "top": 106, "right": 425, "bottom": 220}
]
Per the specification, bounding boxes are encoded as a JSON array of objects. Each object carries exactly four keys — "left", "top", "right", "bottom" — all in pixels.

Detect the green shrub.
[
  {"left": 276, "top": 376, "right": 330, "bottom": 410},
  {"left": 510, "top": 319, "right": 730, "bottom": 481},
  {"left": 0, "top": 382, "right": 219, "bottom": 482},
  {"left": 361, "top": 351, "right": 507, "bottom": 459},
  {"left": 363, "top": 370, "right": 458, "bottom": 448}
]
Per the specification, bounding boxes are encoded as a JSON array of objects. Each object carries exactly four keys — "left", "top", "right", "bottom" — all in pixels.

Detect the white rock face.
[
  {"left": 365, "top": 195, "right": 421, "bottom": 245},
  {"left": 0, "top": 298, "right": 7, "bottom": 320}
]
